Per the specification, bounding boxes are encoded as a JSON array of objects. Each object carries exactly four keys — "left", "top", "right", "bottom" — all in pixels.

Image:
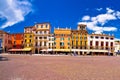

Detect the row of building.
[{"left": 0, "top": 22, "right": 119, "bottom": 55}]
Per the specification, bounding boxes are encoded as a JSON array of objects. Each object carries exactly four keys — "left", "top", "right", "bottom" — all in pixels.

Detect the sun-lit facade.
[
  {"left": 11, "top": 33, "right": 24, "bottom": 49},
  {"left": 54, "top": 28, "right": 71, "bottom": 54},
  {"left": 88, "top": 33, "right": 115, "bottom": 55},
  {"left": 34, "top": 23, "right": 51, "bottom": 54},
  {"left": 24, "top": 26, "right": 35, "bottom": 53},
  {"left": 0, "top": 30, "right": 12, "bottom": 53},
  {"left": 0, "top": 22, "right": 116, "bottom": 56},
  {"left": 71, "top": 24, "right": 88, "bottom": 55}
]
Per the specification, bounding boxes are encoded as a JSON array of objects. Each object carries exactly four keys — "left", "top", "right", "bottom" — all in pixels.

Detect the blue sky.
[{"left": 0, "top": 0, "right": 120, "bottom": 39}]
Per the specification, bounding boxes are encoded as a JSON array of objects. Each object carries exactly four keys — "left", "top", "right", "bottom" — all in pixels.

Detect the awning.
[
  {"left": 41, "top": 49, "right": 47, "bottom": 51},
  {"left": 8, "top": 48, "right": 32, "bottom": 52},
  {"left": 71, "top": 49, "right": 108, "bottom": 52},
  {"left": 8, "top": 49, "right": 23, "bottom": 52},
  {"left": 88, "top": 50, "right": 108, "bottom": 52},
  {"left": 71, "top": 49, "right": 88, "bottom": 52},
  {"left": 47, "top": 49, "right": 53, "bottom": 51},
  {"left": 53, "top": 49, "right": 70, "bottom": 52},
  {"left": 22, "top": 48, "right": 32, "bottom": 51}
]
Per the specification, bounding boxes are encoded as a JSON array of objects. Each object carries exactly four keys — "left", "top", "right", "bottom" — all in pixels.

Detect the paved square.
[{"left": 0, "top": 55, "right": 120, "bottom": 80}]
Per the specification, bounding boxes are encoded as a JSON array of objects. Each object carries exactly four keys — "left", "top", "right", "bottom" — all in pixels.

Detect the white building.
[
  {"left": 114, "top": 41, "right": 120, "bottom": 53},
  {"left": 34, "top": 23, "right": 51, "bottom": 54},
  {"left": 48, "top": 34, "right": 54, "bottom": 53},
  {"left": 88, "top": 33, "right": 115, "bottom": 55}
]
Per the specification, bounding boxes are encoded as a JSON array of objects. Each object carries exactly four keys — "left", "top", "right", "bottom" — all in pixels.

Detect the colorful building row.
[{"left": 0, "top": 22, "right": 117, "bottom": 55}]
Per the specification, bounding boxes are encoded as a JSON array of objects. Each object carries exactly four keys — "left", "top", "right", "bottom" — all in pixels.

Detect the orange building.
[
  {"left": 54, "top": 28, "right": 71, "bottom": 54},
  {"left": 11, "top": 33, "right": 24, "bottom": 49}
]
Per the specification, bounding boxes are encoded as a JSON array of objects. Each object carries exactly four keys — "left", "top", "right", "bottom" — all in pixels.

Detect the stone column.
[
  {"left": 78, "top": 51, "right": 80, "bottom": 55},
  {"left": 82, "top": 51, "right": 84, "bottom": 56},
  {"left": 38, "top": 48, "right": 39, "bottom": 54}
]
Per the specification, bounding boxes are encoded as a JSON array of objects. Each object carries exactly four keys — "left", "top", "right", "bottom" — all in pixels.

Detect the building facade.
[
  {"left": 34, "top": 23, "right": 51, "bottom": 54},
  {"left": 88, "top": 33, "right": 115, "bottom": 55},
  {"left": 48, "top": 34, "right": 54, "bottom": 54},
  {"left": 11, "top": 33, "right": 24, "bottom": 49},
  {"left": 54, "top": 28, "right": 71, "bottom": 54},
  {"left": 71, "top": 24, "right": 88, "bottom": 55},
  {"left": 0, "top": 30, "right": 12, "bottom": 53},
  {"left": 24, "top": 26, "right": 35, "bottom": 53},
  {"left": 114, "top": 41, "right": 120, "bottom": 53}
]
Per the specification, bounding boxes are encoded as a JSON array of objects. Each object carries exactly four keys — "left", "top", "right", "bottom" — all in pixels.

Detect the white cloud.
[
  {"left": 79, "top": 8, "right": 120, "bottom": 33},
  {"left": 96, "top": 14, "right": 116, "bottom": 25},
  {"left": 96, "top": 8, "right": 103, "bottom": 11},
  {"left": 116, "top": 11, "right": 120, "bottom": 19},
  {"left": 0, "top": 0, "right": 32, "bottom": 29},
  {"left": 106, "top": 8, "right": 114, "bottom": 14},
  {"left": 82, "top": 15, "right": 90, "bottom": 21}
]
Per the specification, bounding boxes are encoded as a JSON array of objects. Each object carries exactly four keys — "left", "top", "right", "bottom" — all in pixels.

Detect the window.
[
  {"left": 68, "top": 42, "right": 70, "bottom": 45},
  {"left": 41, "top": 25, "right": 43, "bottom": 28},
  {"left": 39, "top": 37, "right": 42, "bottom": 39},
  {"left": 61, "top": 34, "right": 64, "bottom": 36},
  {"left": 44, "top": 42, "right": 46, "bottom": 46},
  {"left": 80, "top": 37, "right": 82, "bottom": 39},
  {"left": 84, "top": 37, "right": 87, "bottom": 39},
  {"left": 60, "top": 38, "right": 64, "bottom": 41},
  {"left": 96, "top": 41, "right": 99, "bottom": 46},
  {"left": 95, "top": 36, "right": 99, "bottom": 39},
  {"left": 46, "top": 24, "right": 48, "bottom": 28},
  {"left": 40, "top": 31, "right": 42, "bottom": 34},
  {"left": 30, "top": 35, "right": 32, "bottom": 38},
  {"left": 110, "top": 38, "right": 114, "bottom": 40},
  {"left": 36, "top": 25, "right": 38, "bottom": 28},
  {"left": 68, "top": 38, "right": 70, "bottom": 41},
  {"left": 44, "top": 37, "right": 47, "bottom": 39},
  {"left": 101, "top": 37, "right": 104, "bottom": 39},
  {"left": 91, "top": 36, "right": 93, "bottom": 38},
  {"left": 25, "top": 39, "right": 27, "bottom": 42},
  {"left": 76, "top": 41, "right": 78, "bottom": 46},
  {"left": 101, "top": 42, "right": 104, "bottom": 46},
  {"left": 35, "top": 42, "right": 38, "bottom": 46},
  {"left": 40, "top": 42, "right": 42, "bottom": 46},
  {"left": 14, "top": 41, "right": 16, "bottom": 45},
  {"left": 36, "top": 37, "right": 38, "bottom": 39},
  {"left": 29, "top": 39, "right": 31, "bottom": 43},
  {"left": 111, "top": 42, "right": 113, "bottom": 46},
  {"left": 106, "top": 37, "right": 109, "bottom": 39},
  {"left": 36, "top": 31, "right": 38, "bottom": 34},
  {"left": 60, "top": 42, "right": 64, "bottom": 46},
  {"left": 80, "top": 41, "right": 82, "bottom": 45},
  {"left": 44, "top": 31, "right": 46, "bottom": 34},
  {"left": 49, "top": 43, "right": 50, "bottom": 46},
  {"left": 76, "top": 36, "right": 78, "bottom": 40},
  {"left": 85, "top": 41, "right": 87, "bottom": 46},
  {"left": 106, "top": 42, "right": 108, "bottom": 46},
  {"left": 90, "top": 41, "right": 92, "bottom": 46},
  {"left": 54, "top": 42, "right": 56, "bottom": 45}
]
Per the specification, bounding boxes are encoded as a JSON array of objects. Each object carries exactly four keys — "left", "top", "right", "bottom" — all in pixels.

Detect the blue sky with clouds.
[{"left": 0, "top": 0, "right": 120, "bottom": 39}]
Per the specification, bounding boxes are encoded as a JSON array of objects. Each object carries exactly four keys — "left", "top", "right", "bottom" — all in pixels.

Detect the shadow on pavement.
[{"left": 0, "top": 56, "right": 9, "bottom": 61}]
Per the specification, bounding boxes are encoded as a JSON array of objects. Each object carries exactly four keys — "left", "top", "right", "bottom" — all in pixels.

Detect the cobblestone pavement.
[{"left": 0, "top": 55, "right": 120, "bottom": 80}]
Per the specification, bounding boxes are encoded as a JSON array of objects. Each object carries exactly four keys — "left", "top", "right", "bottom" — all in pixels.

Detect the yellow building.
[
  {"left": 54, "top": 28, "right": 71, "bottom": 54},
  {"left": 71, "top": 24, "right": 88, "bottom": 55},
  {"left": 24, "top": 26, "right": 35, "bottom": 53}
]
